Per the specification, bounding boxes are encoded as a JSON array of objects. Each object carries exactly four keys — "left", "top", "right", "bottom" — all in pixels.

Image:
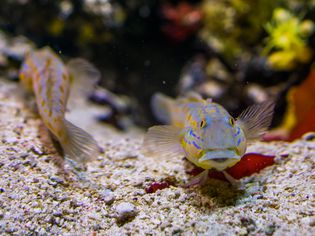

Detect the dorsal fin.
[
  {"left": 67, "top": 58, "right": 100, "bottom": 98},
  {"left": 151, "top": 93, "right": 175, "bottom": 124}
]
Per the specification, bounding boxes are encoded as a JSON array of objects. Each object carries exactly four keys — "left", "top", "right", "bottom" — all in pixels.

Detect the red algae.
[
  {"left": 187, "top": 153, "right": 277, "bottom": 182},
  {"left": 225, "top": 153, "right": 275, "bottom": 180},
  {"left": 145, "top": 182, "right": 170, "bottom": 193},
  {"left": 160, "top": 2, "right": 202, "bottom": 42}
]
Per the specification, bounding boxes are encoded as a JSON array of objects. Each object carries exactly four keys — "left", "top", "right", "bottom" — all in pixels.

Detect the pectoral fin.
[
  {"left": 182, "top": 170, "right": 209, "bottom": 187},
  {"left": 142, "top": 125, "right": 185, "bottom": 159},
  {"left": 236, "top": 101, "right": 275, "bottom": 140}
]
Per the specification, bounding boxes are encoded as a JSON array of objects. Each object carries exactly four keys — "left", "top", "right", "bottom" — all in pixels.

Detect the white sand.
[{"left": 0, "top": 79, "right": 314, "bottom": 235}]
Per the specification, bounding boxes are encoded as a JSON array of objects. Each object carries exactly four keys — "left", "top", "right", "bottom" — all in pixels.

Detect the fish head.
[{"left": 185, "top": 103, "right": 247, "bottom": 171}]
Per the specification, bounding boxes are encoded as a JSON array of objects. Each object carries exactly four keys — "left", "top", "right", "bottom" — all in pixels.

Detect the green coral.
[
  {"left": 263, "top": 8, "right": 314, "bottom": 70},
  {"left": 200, "top": 0, "right": 280, "bottom": 62}
]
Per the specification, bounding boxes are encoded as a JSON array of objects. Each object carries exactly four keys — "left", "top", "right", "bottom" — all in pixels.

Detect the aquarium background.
[
  {"left": 1, "top": 0, "right": 315, "bottom": 138},
  {"left": 1, "top": 2, "right": 315, "bottom": 235}
]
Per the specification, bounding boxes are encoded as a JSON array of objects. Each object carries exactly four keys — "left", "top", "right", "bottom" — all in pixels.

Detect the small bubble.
[
  {"left": 58, "top": 50, "right": 62, "bottom": 54},
  {"left": 162, "top": 81, "right": 166, "bottom": 85}
]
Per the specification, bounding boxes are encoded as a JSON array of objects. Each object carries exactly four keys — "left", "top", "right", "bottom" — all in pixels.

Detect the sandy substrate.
[{"left": 0, "top": 79, "right": 314, "bottom": 235}]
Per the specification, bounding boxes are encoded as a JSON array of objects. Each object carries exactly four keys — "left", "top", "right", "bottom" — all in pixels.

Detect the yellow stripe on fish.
[{"left": 19, "top": 47, "right": 100, "bottom": 164}]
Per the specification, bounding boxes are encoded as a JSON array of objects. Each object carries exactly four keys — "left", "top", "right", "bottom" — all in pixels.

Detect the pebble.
[
  {"left": 49, "top": 176, "right": 64, "bottom": 185},
  {"left": 30, "top": 146, "right": 44, "bottom": 155},
  {"left": 302, "top": 132, "right": 315, "bottom": 141},
  {"left": 114, "top": 202, "right": 138, "bottom": 223},
  {"left": 20, "top": 153, "right": 29, "bottom": 159},
  {"left": 53, "top": 210, "right": 63, "bottom": 217},
  {"left": 33, "top": 208, "right": 42, "bottom": 214},
  {"left": 301, "top": 217, "right": 315, "bottom": 226},
  {"left": 101, "top": 189, "right": 115, "bottom": 205},
  {"left": 133, "top": 189, "right": 145, "bottom": 196},
  {"left": 2, "top": 137, "right": 18, "bottom": 144},
  {"left": 31, "top": 202, "right": 39, "bottom": 207},
  {"left": 47, "top": 179, "right": 58, "bottom": 186},
  {"left": 38, "top": 228, "right": 47, "bottom": 235}
]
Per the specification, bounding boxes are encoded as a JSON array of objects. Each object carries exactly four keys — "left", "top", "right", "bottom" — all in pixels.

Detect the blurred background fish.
[{"left": 19, "top": 47, "right": 100, "bottom": 165}]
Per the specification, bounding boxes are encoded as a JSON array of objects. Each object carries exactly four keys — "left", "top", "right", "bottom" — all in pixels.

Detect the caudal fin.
[{"left": 61, "top": 119, "right": 100, "bottom": 164}]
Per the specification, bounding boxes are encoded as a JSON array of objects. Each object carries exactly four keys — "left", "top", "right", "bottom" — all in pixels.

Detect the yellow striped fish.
[
  {"left": 19, "top": 47, "right": 100, "bottom": 164},
  {"left": 143, "top": 93, "right": 275, "bottom": 185}
]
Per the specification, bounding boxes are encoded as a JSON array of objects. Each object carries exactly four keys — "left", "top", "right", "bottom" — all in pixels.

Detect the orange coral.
[
  {"left": 264, "top": 69, "right": 315, "bottom": 141},
  {"left": 287, "top": 69, "right": 315, "bottom": 141}
]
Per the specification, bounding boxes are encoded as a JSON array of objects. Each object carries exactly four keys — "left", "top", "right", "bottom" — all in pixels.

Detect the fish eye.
[
  {"left": 200, "top": 120, "right": 206, "bottom": 128},
  {"left": 229, "top": 118, "right": 235, "bottom": 126}
]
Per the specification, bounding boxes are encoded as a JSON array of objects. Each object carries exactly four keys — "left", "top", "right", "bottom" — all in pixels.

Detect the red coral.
[
  {"left": 225, "top": 153, "right": 275, "bottom": 180},
  {"left": 187, "top": 153, "right": 277, "bottom": 182},
  {"left": 145, "top": 181, "right": 170, "bottom": 193},
  {"left": 160, "top": 2, "right": 202, "bottom": 42}
]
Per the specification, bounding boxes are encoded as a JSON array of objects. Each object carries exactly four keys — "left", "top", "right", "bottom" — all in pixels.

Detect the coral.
[
  {"left": 200, "top": 0, "right": 279, "bottom": 61},
  {"left": 264, "top": 8, "right": 314, "bottom": 70}
]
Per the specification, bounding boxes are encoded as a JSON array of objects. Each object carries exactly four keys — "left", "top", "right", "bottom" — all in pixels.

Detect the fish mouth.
[
  {"left": 198, "top": 148, "right": 241, "bottom": 171},
  {"left": 198, "top": 148, "right": 241, "bottom": 163}
]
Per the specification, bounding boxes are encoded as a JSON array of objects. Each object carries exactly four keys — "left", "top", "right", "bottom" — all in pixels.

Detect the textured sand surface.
[{"left": 0, "top": 79, "right": 314, "bottom": 235}]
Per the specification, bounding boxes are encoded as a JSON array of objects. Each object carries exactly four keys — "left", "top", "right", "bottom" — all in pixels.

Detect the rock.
[
  {"left": 114, "top": 202, "right": 138, "bottom": 224},
  {"left": 33, "top": 208, "right": 42, "bottom": 214},
  {"left": 101, "top": 189, "right": 115, "bottom": 205},
  {"left": 49, "top": 176, "right": 64, "bottom": 185},
  {"left": 302, "top": 132, "right": 315, "bottom": 141}
]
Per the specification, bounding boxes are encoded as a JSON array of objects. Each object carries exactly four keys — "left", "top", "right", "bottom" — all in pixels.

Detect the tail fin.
[
  {"left": 151, "top": 93, "right": 175, "bottom": 124},
  {"left": 61, "top": 119, "right": 100, "bottom": 164}
]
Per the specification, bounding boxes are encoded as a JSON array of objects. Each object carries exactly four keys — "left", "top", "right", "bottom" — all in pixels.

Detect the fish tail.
[
  {"left": 61, "top": 119, "right": 100, "bottom": 164},
  {"left": 151, "top": 93, "right": 175, "bottom": 124}
]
